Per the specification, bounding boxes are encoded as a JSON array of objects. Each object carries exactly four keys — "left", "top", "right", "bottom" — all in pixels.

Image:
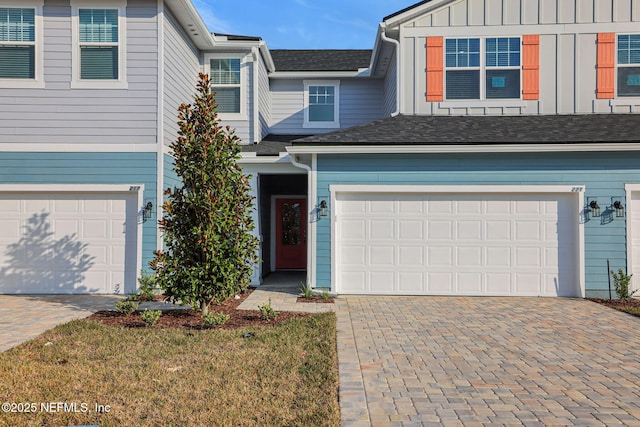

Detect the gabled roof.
[
  {"left": 292, "top": 114, "right": 640, "bottom": 144},
  {"left": 270, "top": 50, "right": 372, "bottom": 72},
  {"left": 383, "top": 0, "right": 433, "bottom": 21}
]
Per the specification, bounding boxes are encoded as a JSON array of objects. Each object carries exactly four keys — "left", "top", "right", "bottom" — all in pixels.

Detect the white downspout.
[
  {"left": 289, "top": 153, "right": 316, "bottom": 289},
  {"left": 252, "top": 46, "right": 260, "bottom": 143},
  {"left": 380, "top": 23, "right": 401, "bottom": 117}
]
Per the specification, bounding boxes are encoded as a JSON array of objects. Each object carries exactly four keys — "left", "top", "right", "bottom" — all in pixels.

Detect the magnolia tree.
[{"left": 151, "top": 73, "right": 259, "bottom": 315}]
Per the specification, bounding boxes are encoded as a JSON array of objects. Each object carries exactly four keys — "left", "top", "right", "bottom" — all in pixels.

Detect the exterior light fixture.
[
  {"left": 612, "top": 199, "right": 625, "bottom": 217},
  {"left": 144, "top": 201, "right": 153, "bottom": 220},
  {"left": 319, "top": 200, "right": 328, "bottom": 217},
  {"left": 589, "top": 199, "right": 601, "bottom": 218}
]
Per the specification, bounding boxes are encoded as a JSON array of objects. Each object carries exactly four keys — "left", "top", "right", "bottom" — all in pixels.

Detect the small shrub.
[
  {"left": 611, "top": 268, "right": 637, "bottom": 300},
  {"left": 137, "top": 271, "right": 158, "bottom": 301},
  {"left": 321, "top": 289, "right": 330, "bottom": 301},
  {"left": 258, "top": 299, "right": 278, "bottom": 321},
  {"left": 202, "top": 311, "right": 230, "bottom": 327},
  {"left": 140, "top": 309, "right": 162, "bottom": 327},
  {"left": 299, "top": 283, "right": 313, "bottom": 299},
  {"left": 115, "top": 300, "right": 139, "bottom": 315}
]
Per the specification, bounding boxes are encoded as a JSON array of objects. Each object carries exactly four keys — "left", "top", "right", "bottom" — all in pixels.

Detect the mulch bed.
[
  {"left": 87, "top": 289, "right": 311, "bottom": 330},
  {"left": 589, "top": 297, "right": 640, "bottom": 314}
]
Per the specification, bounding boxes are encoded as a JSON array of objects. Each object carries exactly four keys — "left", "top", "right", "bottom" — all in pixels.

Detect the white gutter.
[
  {"left": 287, "top": 143, "right": 640, "bottom": 155},
  {"left": 380, "top": 22, "right": 400, "bottom": 117},
  {"left": 252, "top": 46, "right": 260, "bottom": 143},
  {"left": 269, "top": 70, "right": 370, "bottom": 79},
  {"left": 289, "top": 154, "right": 316, "bottom": 289}
]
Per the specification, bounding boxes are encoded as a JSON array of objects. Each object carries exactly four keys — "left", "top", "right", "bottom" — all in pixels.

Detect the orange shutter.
[
  {"left": 522, "top": 34, "right": 540, "bottom": 100},
  {"left": 596, "top": 32, "right": 615, "bottom": 99},
  {"left": 426, "top": 36, "right": 443, "bottom": 102}
]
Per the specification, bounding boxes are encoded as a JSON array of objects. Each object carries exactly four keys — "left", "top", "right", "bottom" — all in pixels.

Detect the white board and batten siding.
[
  {"left": 332, "top": 185, "right": 584, "bottom": 297},
  {"left": 399, "top": 0, "right": 640, "bottom": 116},
  {"left": 0, "top": 185, "right": 143, "bottom": 294}
]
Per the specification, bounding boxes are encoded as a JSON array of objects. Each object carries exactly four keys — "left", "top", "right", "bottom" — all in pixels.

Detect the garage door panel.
[
  {"left": 84, "top": 199, "right": 108, "bottom": 213},
  {"left": 399, "top": 220, "right": 423, "bottom": 239},
  {"left": 341, "top": 220, "right": 365, "bottom": 240},
  {"left": 336, "top": 191, "right": 578, "bottom": 296},
  {"left": 84, "top": 219, "right": 109, "bottom": 239},
  {"left": 370, "top": 271, "right": 394, "bottom": 293},
  {"left": 341, "top": 272, "right": 366, "bottom": 293},
  {"left": 428, "top": 220, "right": 452, "bottom": 239},
  {"left": 370, "top": 245, "right": 394, "bottom": 265},
  {"left": 342, "top": 245, "right": 365, "bottom": 265},
  {"left": 0, "top": 220, "right": 20, "bottom": 238},
  {"left": 54, "top": 199, "right": 80, "bottom": 213}
]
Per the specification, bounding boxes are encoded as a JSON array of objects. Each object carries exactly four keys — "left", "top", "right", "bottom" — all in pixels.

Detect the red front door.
[{"left": 275, "top": 198, "right": 307, "bottom": 269}]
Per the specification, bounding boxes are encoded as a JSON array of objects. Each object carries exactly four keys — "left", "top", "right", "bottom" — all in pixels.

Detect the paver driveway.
[{"left": 337, "top": 296, "right": 640, "bottom": 426}]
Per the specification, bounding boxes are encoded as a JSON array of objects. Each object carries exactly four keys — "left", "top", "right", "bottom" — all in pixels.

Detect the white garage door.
[
  {"left": 0, "top": 192, "right": 139, "bottom": 294},
  {"left": 335, "top": 192, "right": 579, "bottom": 296}
]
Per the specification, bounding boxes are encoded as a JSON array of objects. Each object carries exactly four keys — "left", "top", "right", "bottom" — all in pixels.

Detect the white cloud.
[{"left": 192, "top": 0, "right": 234, "bottom": 34}]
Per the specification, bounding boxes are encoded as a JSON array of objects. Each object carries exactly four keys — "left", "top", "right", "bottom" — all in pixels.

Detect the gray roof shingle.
[
  {"left": 242, "top": 134, "right": 309, "bottom": 155},
  {"left": 270, "top": 50, "right": 372, "bottom": 72},
  {"left": 292, "top": 114, "right": 640, "bottom": 144}
]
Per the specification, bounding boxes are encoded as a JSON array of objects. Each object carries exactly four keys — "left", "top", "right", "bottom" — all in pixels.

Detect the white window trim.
[
  {"left": 0, "top": 1, "right": 44, "bottom": 88},
  {"left": 204, "top": 52, "right": 248, "bottom": 121},
  {"left": 616, "top": 33, "right": 640, "bottom": 99},
  {"left": 70, "top": 0, "right": 127, "bottom": 89},
  {"left": 303, "top": 80, "right": 340, "bottom": 129},
  {"left": 444, "top": 36, "right": 522, "bottom": 102}
]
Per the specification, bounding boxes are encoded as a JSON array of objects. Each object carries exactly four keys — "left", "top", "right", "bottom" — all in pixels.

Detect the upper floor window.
[
  {"left": 617, "top": 34, "right": 640, "bottom": 97},
  {"left": 0, "top": 7, "right": 35, "bottom": 79},
  {"left": 205, "top": 53, "right": 246, "bottom": 119},
  {"left": 303, "top": 80, "right": 340, "bottom": 128},
  {"left": 71, "top": 1, "right": 126, "bottom": 89},
  {"left": 445, "top": 37, "right": 521, "bottom": 100},
  {"left": 210, "top": 58, "right": 241, "bottom": 113}
]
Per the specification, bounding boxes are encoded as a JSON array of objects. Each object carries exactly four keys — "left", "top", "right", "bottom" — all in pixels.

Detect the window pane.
[
  {"left": 618, "top": 66, "right": 640, "bottom": 96},
  {"left": 446, "top": 69, "right": 480, "bottom": 99},
  {"left": 210, "top": 58, "right": 240, "bottom": 84},
  {"left": 0, "top": 8, "right": 35, "bottom": 42},
  {"left": 446, "top": 38, "right": 480, "bottom": 68},
  {"left": 486, "top": 37, "right": 520, "bottom": 67},
  {"left": 309, "top": 104, "right": 334, "bottom": 122},
  {"left": 0, "top": 45, "right": 34, "bottom": 78},
  {"left": 81, "top": 46, "right": 118, "bottom": 79},
  {"left": 486, "top": 69, "right": 520, "bottom": 99},
  {"left": 79, "top": 9, "right": 118, "bottom": 43},
  {"left": 618, "top": 34, "right": 640, "bottom": 65},
  {"left": 213, "top": 87, "right": 240, "bottom": 113}
]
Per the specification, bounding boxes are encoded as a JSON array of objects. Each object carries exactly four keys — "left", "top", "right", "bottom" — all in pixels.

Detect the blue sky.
[{"left": 192, "top": 0, "right": 417, "bottom": 49}]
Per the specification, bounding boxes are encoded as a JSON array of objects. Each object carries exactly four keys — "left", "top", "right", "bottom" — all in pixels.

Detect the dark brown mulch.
[
  {"left": 87, "top": 289, "right": 311, "bottom": 330},
  {"left": 589, "top": 297, "right": 640, "bottom": 312},
  {"left": 296, "top": 295, "right": 335, "bottom": 303}
]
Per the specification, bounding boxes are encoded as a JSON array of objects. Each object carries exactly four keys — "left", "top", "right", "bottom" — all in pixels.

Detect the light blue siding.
[
  {"left": 0, "top": 152, "right": 157, "bottom": 271},
  {"left": 316, "top": 152, "right": 640, "bottom": 297}
]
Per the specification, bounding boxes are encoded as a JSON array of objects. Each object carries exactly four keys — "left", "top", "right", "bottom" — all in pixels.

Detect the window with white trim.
[
  {"left": 71, "top": 1, "right": 125, "bottom": 88},
  {"left": 204, "top": 53, "right": 246, "bottom": 119},
  {"left": 617, "top": 34, "right": 640, "bottom": 97},
  {"left": 303, "top": 80, "right": 340, "bottom": 128},
  {"left": 445, "top": 37, "right": 521, "bottom": 100},
  {"left": 210, "top": 58, "right": 241, "bottom": 113},
  {"left": 0, "top": 7, "right": 35, "bottom": 79}
]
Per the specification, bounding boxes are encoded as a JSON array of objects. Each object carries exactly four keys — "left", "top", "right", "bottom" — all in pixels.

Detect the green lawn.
[{"left": 0, "top": 313, "right": 339, "bottom": 427}]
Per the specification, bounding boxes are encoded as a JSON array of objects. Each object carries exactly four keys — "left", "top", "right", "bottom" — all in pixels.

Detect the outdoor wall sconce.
[
  {"left": 144, "top": 201, "right": 153, "bottom": 220},
  {"left": 587, "top": 199, "right": 601, "bottom": 218},
  {"left": 319, "top": 200, "right": 328, "bottom": 217},
  {"left": 612, "top": 199, "right": 625, "bottom": 217}
]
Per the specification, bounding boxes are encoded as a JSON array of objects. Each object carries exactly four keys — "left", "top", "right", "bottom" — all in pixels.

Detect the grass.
[{"left": 0, "top": 313, "right": 339, "bottom": 427}]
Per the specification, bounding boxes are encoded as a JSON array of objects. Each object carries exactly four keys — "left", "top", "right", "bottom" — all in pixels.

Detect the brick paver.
[{"left": 338, "top": 296, "right": 640, "bottom": 426}]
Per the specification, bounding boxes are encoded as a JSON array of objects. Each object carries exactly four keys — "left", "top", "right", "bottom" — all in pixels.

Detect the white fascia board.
[
  {"left": 259, "top": 41, "right": 275, "bottom": 72},
  {"left": 330, "top": 184, "right": 584, "bottom": 194},
  {"left": 239, "top": 153, "right": 293, "bottom": 164},
  {"left": 164, "top": 0, "right": 215, "bottom": 49},
  {"left": 402, "top": 22, "right": 640, "bottom": 37},
  {"left": 0, "top": 183, "right": 145, "bottom": 193},
  {"left": 383, "top": 0, "right": 459, "bottom": 28},
  {"left": 287, "top": 144, "right": 640, "bottom": 155},
  {"left": 269, "top": 70, "right": 371, "bottom": 79}
]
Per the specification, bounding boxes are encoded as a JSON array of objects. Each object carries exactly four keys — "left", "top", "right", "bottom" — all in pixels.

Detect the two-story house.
[{"left": 1, "top": 0, "right": 639, "bottom": 299}]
